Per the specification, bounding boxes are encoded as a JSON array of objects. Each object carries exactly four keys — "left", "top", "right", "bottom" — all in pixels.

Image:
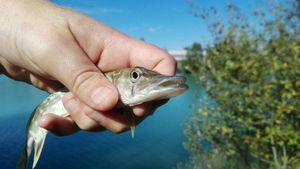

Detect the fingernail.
[
  {"left": 39, "top": 114, "right": 55, "bottom": 130},
  {"left": 65, "top": 98, "right": 80, "bottom": 113},
  {"left": 39, "top": 115, "right": 48, "bottom": 128},
  {"left": 91, "top": 87, "right": 113, "bottom": 107},
  {"left": 88, "top": 111, "right": 104, "bottom": 123},
  {"left": 133, "top": 105, "right": 147, "bottom": 117}
]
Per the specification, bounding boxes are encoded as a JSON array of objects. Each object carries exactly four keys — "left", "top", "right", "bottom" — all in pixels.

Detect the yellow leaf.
[
  {"left": 202, "top": 111, "right": 209, "bottom": 116},
  {"left": 255, "top": 132, "right": 261, "bottom": 139}
]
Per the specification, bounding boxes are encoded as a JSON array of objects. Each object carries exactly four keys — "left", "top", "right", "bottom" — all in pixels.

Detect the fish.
[{"left": 16, "top": 66, "right": 188, "bottom": 169}]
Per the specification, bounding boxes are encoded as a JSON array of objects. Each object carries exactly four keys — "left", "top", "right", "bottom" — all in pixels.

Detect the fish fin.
[
  {"left": 16, "top": 145, "right": 29, "bottom": 169},
  {"left": 16, "top": 136, "right": 34, "bottom": 169},
  {"left": 129, "top": 111, "right": 136, "bottom": 138},
  {"left": 17, "top": 124, "right": 48, "bottom": 169},
  {"left": 130, "top": 126, "right": 135, "bottom": 138},
  {"left": 32, "top": 133, "right": 47, "bottom": 169}
]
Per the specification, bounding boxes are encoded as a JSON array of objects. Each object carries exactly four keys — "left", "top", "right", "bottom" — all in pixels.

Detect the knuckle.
[
  {"left": 169, "top": 55, "right": 177, "bottom": 68},
  {"left": 77, "top": 122, "right": 94, "bottom": 131},
  {"left": 72, "top": 71, "right": 119, "bottom": 111},
  {"left": 69, "top": 106, "right": 98, "bottom": 131},
  {"left": 71, "top": 71, "right": 97, "bottom": 93}
]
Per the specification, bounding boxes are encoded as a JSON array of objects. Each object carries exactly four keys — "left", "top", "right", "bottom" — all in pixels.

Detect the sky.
[{"left": 50, "top": 0, "right": 259, "bottom": 50}]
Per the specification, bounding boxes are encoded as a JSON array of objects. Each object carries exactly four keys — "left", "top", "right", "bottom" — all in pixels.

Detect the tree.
[
  {"left": 178, "top": 1, "right": 300, "bottom": 169},
  {"left": 180, "top": 42, "right": 204, "bottom": 73}
]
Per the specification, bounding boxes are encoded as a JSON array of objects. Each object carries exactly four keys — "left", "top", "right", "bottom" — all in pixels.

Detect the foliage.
[{"left": 179, "top": 1, "right": 300, "bottom": 169}]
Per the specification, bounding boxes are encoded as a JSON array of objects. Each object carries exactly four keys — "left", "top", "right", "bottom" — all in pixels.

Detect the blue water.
[{"left": 0, "top": 75, "right": 198, "bottom": 169}]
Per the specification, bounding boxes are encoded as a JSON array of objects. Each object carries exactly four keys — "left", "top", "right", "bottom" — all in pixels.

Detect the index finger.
[
  {"left": 68, "top": 13, "right": 176, "bottom": 75},
  {"left": 128, "top": 40, "right": 177, "bottom": 76}
]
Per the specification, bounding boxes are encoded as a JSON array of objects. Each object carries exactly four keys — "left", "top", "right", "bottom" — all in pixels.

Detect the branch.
[
  {"left": 270, "top": 135, "right": 281, "bottom": 169},
  {"left": 250, "top": 152, "right": 273, "bottom": 165}
]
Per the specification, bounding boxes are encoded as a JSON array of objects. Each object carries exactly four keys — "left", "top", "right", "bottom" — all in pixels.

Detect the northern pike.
[{"left": 17, "top": 66, "right": 188, "bottom": 169}]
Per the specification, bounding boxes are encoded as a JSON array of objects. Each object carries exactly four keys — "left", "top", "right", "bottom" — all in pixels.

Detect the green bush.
[{"left": 179, "top": 1, "right": 300, "bottom": 169}]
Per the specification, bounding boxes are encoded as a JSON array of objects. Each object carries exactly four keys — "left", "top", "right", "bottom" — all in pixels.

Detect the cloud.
[
  {"left": 147, "top": 26, "right": 172, "bottom": 33},
  {"left": 68, "top": 6, "right": 124, "bottom": 15},
  {"left": 147, "top": 27, "right": 158, "bottom": 33}
]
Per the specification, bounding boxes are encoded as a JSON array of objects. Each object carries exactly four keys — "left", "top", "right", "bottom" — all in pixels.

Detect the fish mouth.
[
  {"left": 128, "top": 75, "right": 189, "bottom": 106},
  {"left": 159, "top": 76, "right": 188, "bottom": 90},
  {"left": 154, "top": 76, "right": 188, "bottom": 98}
]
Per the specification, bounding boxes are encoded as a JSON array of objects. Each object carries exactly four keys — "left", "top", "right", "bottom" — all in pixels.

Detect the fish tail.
[
  {"left": 16, "top": 136, "right": 33, "bottom": 169},
  {"left": 16, "top": 126, "right": 48, "bottom": 169},
  {"left": 17, "top": 92, "right": 66, "bottom": 169},
  {"left": 32, "top": 133, "right": 47, "bottom": 169},
  {"left": 16, "top": 145, "right": 28, "bottom": 169}
]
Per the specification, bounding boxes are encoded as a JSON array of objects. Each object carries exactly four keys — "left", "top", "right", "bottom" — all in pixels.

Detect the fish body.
[
  {"left": 17, "top": 67, "right": 188, "bottom": 169},
  {"left": 17, "top": 92, "right": 67, "bottom": 169}
]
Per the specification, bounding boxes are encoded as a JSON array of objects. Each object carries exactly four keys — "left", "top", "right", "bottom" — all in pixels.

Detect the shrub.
[{"left": 179, "top": 1, "right": 300, "bottom": 169}]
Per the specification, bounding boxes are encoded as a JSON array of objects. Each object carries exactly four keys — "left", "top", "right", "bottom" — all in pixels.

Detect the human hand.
[{"left": 0, "top": 0, "right": 176, "bottom": 135}]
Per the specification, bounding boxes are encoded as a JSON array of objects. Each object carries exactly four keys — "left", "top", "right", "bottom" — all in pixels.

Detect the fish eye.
[{"left": 130, "top": 70, "right": 141, "bottom": 82}]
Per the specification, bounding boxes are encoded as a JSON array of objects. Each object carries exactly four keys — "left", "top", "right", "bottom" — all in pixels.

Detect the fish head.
[{"left": 108, "top": 66, "right": 188, "bottom": 106}]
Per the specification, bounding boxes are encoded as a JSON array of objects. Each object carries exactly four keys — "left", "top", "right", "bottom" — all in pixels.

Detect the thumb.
[
  {"left": 44, "top": 39, "right": 119, "bottom": 112},
  {"left": 64, "top": 68, "right": 119, "bottom": 112}
]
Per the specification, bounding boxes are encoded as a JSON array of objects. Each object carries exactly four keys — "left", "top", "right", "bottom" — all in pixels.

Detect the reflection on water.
[{"left": 0, "top": 75, "right": 198, "bottom": 169}]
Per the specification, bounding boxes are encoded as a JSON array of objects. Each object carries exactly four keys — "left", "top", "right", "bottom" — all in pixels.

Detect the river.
[{"left": 0, "top": 75, "right": 198, "bottom": 169}]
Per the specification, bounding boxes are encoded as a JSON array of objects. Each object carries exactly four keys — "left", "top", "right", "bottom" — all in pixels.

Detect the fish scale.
[{"left": 16, "top": 66, "right": 188, "bottom": 169}]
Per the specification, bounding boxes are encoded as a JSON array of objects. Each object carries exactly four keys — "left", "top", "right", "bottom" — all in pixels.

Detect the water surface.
[{"left": 0, "top": 75, "right": 197, "bottom": 169}]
